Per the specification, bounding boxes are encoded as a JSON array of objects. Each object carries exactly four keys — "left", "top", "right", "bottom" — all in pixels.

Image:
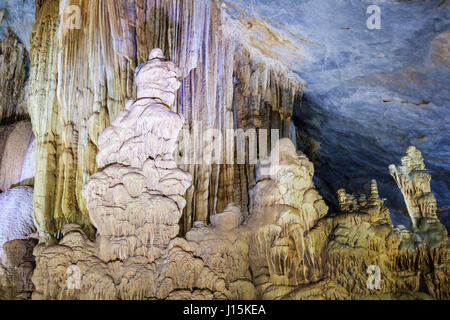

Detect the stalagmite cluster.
[
  {"left": 31, "top": 50, "right": 448, "bottom": 299},
  {"left": 32, "top": 49, "right": 252, "bottom": 300}
]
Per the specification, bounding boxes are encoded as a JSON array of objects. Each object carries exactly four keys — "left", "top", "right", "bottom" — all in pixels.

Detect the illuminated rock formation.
[
  {"left": 390, "top": 146, "right": 447, "bottom": 247},
  {"left": 31, "top": 126, "right": 450, "bottom": 300},
  {"left": 247, "top": 138, "right": 329, "bottom": 298},
  {"left": 325, "top": 153, "right": 448, "bottom": 299}
]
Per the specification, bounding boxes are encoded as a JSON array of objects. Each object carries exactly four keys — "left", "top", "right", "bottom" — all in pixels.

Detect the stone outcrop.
[{"left": 0, "top": 121, "right": 35, "bottom": 191}]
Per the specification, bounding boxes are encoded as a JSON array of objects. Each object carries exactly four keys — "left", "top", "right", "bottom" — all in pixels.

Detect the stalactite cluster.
[{"left": 0, "top": 28, "right": 28, "bottom": 125}]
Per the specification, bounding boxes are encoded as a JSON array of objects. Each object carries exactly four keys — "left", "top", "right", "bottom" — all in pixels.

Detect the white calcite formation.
[
  {"left": 0, "top": 187, "right": 37, "bottom": 264},
  {"left": 84, "top": 49, "right": 189, "bottom": 263}
]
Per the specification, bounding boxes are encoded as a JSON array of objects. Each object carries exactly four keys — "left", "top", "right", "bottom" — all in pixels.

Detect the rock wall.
[
  {"left": 0, "top": 121, "right": 35, "bottom": 191},
  {"left": 28, "top": 0, "right": 304, "bottom": 243}
]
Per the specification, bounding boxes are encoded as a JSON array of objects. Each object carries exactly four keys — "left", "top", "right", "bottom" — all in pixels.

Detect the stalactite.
[{"left": 0, "top": 28, "right": 28, "bottom": 125}]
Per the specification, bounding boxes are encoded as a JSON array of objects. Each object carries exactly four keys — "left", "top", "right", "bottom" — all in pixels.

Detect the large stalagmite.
[{"left": 83, "top": 49, "right": 190, "bottom": 263}]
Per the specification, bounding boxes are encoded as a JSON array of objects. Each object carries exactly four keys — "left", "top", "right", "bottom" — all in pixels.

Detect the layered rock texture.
[
  {"left": 0, "top": 187, "right": 36, "bottom": 262},
  {"left": 31, "top": 52, "right": 448, "bottom": 300},
  {"left": 0, "top": 121, "right": 35, "bottom": 191}
]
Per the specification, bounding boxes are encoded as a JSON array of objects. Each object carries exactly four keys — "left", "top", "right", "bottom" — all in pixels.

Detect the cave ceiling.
[{"left": 1, "top": 0, "right": 448, "bottom": 227}]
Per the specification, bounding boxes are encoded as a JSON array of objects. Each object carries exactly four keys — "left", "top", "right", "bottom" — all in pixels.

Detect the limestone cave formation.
[{"left": 0, "top": 0, "right": 448, "bottom": 300}]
